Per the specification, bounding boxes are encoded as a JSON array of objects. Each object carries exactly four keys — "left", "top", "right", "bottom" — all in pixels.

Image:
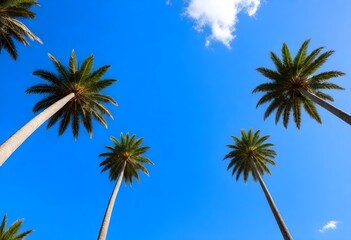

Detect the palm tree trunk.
[
  {"left": 299, "top": 88, "right": 351, "bottom": 125},
  {"left": 0, "top": 93, "right": 75, "bottom": 166},
  {"left": 250, "top": 158, "right": 293, "bottom": 240},
  {"left": 97, "top": 161, "right": 126, "bottom": 240}
]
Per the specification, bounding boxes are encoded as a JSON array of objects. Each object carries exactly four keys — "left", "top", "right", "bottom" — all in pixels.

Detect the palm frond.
[
  {"left": 293, "top": 39, "right": 310, "bottom": 68},
  {"left": 69, "top": 49, "right": 77, "bottom": 74},
  {"left": 0, "top": 32, "right": 17, "bottom": 59},
  {"left": 282, "top": 43, "right": 293, "bottom": 67},
  {"left": 0, "top": 215, "right": 33, "bottom": 240},
  {"left": 292, "top": 98, "right": 301, "bottom": 129},
  {"left": 256, "top": 68, "right": 282, "bottom": 82},
  {"left": 302, "top": 97, "right": 322, "bottom": 124},
  {"left": 301, "top": 50, "right": 334, "bottom": 76},
  {"left": 309, "top": 71, "right": 345, "bottom": 84},
  {"left": 283, "top": 100, "right": 292, "bottom": 128},
  {"left": 270, "top": 51, "right": 284, "bottom": 74},
  {"left": 0, "top": 0, "right": 40, "bottom": 59},
  {"left": 79, "top": 55, "right": 94, "bottom": 81}
]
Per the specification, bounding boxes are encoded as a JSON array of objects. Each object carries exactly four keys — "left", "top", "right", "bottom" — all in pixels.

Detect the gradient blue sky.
[{"left": 1, "top": 0, "right": 351, "bottom": 239}]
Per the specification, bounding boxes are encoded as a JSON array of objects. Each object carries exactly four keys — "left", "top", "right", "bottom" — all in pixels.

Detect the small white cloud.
[
  {"left": 166, "top": 0, "right": 172, "bottom": 5},
  {"left": 184, "top": 0, "right": 260, "bottom": 48},
  {"left": 319, "top": 220, "right": 339, "bottom": 233}
]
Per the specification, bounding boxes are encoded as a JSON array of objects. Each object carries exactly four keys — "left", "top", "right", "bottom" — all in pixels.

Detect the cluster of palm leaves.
[
  {"left": 0, "top": 0, "right": 42, "bottom": 60},
  {"left": 1, "top": 1, "right": 350, "bottom": 239},
  {"left": 26, "top": 50, "right": 117, "bottom": 138},
  {"left": 253, "top": 39, "right": 350, "bottom": 128},
  {"left": 0, "top": 215, "right": 33, "bottom": 240}
]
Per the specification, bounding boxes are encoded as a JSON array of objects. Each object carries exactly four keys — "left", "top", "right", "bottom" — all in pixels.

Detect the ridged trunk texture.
[
  {"left": 0, "top": 93, "right": 75, "bottom": 166},
  {"left": 97, "top": 161, "right": 127, "bottom": 240},
  {"left": 250, "top": 158, "right": 293, "bottom": 240},
  {"left": 299, "top": 88, "right": 351, "bottom": 125}
]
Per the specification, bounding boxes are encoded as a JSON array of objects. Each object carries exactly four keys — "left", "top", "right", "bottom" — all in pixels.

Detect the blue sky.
[{"left": 1, "top": 0, "right": 351, "bottom": 239}]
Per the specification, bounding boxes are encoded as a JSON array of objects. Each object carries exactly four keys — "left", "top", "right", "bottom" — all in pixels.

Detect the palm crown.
[
  {"left": 99, "top": 133, "right": 153, "bottom": 184},
  {"left": 253, "top": 39, "right": 345, "bottom": 128},
  {"left": 26, "top": 50, "right": 117, "bottom": 138},
  {"left": 0, "top": 215, "right": 33, "bottom": 240},
  {"left": 224, "top": 129, "right": 276, "bottom": 182},
  {"left": 0, "top": 0, "right": 42, "bottom": 59}
]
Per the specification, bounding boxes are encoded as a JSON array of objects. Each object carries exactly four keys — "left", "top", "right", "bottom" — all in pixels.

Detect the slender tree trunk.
[
  {"left": 97, "top": 161, "right": 126, "bottom": 240},
  {"left": 0, "top": 93, "right": 75, "bottom": 166},
  {"left": 299, "top": 88, "right": 351, "bottom": 125},
  {"left": 250, "top": 158, "right": 293, "bottom": 240}
]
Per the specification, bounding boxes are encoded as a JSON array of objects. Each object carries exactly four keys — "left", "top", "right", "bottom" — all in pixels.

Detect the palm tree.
[
  {"left": 0, "top": 214, "right": 33, "bottom": 239},
  {"left": 224, "top": 129, "right": 293, "bottom": 240},
  {"left": 98, "top": 133, "right": 153, "bottom": 240},
  {"left": 0, "top": 0, "right": 42, "bottom": 60},
  {"left": 253, "top": 39, "right": 350, "bottom": 128},
  {"left": 0, "top": 50, "right": 117, "bottom": 166}
]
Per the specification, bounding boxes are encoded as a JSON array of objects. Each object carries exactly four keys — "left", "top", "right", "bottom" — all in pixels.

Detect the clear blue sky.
[{"left": 1, "top": 0, "right": 351, "bottom": 239}]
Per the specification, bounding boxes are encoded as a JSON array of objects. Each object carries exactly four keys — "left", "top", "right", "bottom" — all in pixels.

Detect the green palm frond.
[
  {"left": 224, "top": 130, "right": 277, "bottom": 182},
  {"left": 302, "top": 46, "right": 324, "bottom": 66},
  {"left": 69, "top": 50, "right": 77, "bottom": 74},
  {"left": 282, "top": 43, "right": 293, "bottom": 67},
  {"left": 0, "top": 0, "right": 41, "bottom": 60},
  {"left": 263, "top": 96, "right": 284, "bottom": 120},
  {"left": 31, "top": 94, "right": 63, "bottom": 112},
  {"left": 256, "top": 68, "right": 282, "bottom": 81},
  {"left": 79, "top": 55, "right": 94, "bottom": 81},
  {"left": 282, "top": 100, "right": 293, "bottom": 128},
  {"left": 26, "top": 50, "right": 118, "bottom": 139},
  {"left": 99, "top": 133, "right": 153, "bottom": 185},
  {"left": 254, "top": 40, "right": 345, "bottom": 128},
  {"left": 270, "top": 51, "right": 284, "bottom": 74},
  {"left": 292, "top": 98, "right": 301, "bottom": 129},
  {"left": 0, "top": 215, "right": 33, "bottom": 240},
  {"left": 293, "top": 39, "right": 310, "bottom": 68},
  {"left": 314, "top": 91, "right": 334, "bottom": 102},
  {"left": 302, "top": 97, "right": 322, "bottom": 123},
  {"left": 301, "top": 50, "right": 334, "bottom": 76},
  {"left": 309, "top": 71, "right": 345, "bottom": 84}
]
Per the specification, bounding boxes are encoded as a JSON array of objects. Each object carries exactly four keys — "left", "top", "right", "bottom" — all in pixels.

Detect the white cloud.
[
  {"left": 166, "top": 0, "right": 172, "bottom": 5},
  {"left": 319, "top": 220, "right": 339, "bottom": 233},
  {"left": 184, "top": 0, "right": 260, "bottom": 48}
]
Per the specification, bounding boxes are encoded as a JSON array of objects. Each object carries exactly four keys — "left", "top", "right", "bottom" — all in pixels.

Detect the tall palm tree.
[
  {"left": 98, "top": 133, "right": 153, "bottom": 240},
  {"left": 0, "top": 214, "right": 33, "bottom": 239},
  {"left": 253, "top": 39, "right": 350, "bottom": 128},
  {"left": 0, "top": 0, "right": 42, "bottom": 60},
  {"left": 224, "top": 129, "right": 293, "bottom": 240},
  {"left": 0, "top": 50, "right": 117, "bottom": 166}
]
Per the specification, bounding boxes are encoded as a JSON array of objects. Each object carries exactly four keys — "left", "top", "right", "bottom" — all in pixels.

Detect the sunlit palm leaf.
[{"left": 0, "top": 215, "right": 33, "bottom": 240}]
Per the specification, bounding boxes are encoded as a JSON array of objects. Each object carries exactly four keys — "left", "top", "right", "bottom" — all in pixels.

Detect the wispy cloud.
[
  {"left": 319, "top": 220, "right": 339, "bottom": 233},
  {"left": 165, "top": 0, "right": 172, "bottom": 6},
  {"left": 184, "top": 0, "right": 260, "bottom": 48}
]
